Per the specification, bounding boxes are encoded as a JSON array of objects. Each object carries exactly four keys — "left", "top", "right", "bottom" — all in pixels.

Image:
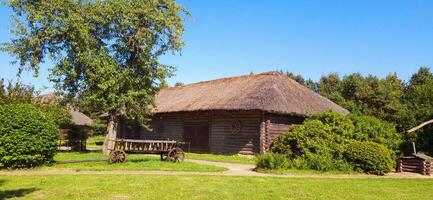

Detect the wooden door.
[{"left": 183, "top": 123, "right": 209, "bottom": 152}]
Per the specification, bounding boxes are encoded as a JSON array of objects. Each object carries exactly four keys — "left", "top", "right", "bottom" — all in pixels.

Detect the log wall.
[
  {"left": 209, "top": 111, "right": 261, "bottom": 155},
  {"left": 117, "top": 111, "right": 303, "bottom": 155},
  {"left": 396, "top": 157, "right": 432, "bottom": 175},
  {"left": 261, "top": 114, "right": 304, "bottom": 153}
]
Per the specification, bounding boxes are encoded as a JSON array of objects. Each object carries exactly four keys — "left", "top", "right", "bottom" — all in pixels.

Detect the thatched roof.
[
  {"left": 154, "top": 71, "right": 349, "bottom": 116},
  {"left": 69, "top": 109, "right": 92, "bottom": 126},
  {"left": 37, "top": 93, "right": 93, "bottom": 126}
]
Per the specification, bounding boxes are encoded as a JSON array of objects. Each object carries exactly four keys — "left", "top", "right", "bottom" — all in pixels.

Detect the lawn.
[
  {"left": 1, "top": 174, "right": 433, "bottom": 200},
  {"left": 186, "top": 153, "right": 256, "bottom": 164},
  {"left": 38, "top": 152, "right": 226, "bottom": 172},
  {"left": 85, "top": 135, "right": 105, "bottom": 150}
]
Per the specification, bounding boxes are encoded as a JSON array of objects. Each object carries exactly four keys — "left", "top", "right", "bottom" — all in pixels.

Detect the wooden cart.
[{"left": 107, "top": 139, "right": 186, "bottom": 163}]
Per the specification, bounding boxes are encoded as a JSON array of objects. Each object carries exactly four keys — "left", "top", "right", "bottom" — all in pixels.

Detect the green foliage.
[
  {"left": 37, "top": 104, "right": 71, "bottom": 128},
  {"left": 0, "top": 80, "right": 72, "bottom": 128},
  {"left": 271, "top": 111, "right": 400, "bottom": 173},
  {"left": 349, "top": 114, "right": 401, "bottom": 154},
  {"left": 2, "top": 0, "right": 189, "bottom": 126},
  {"left": 256, "top": 153, "right": 289, "bottom": 170},
  {"left": 0, "top": 104, "right": 58, "bottom": 168},
  {"left": 345, "top": 142, "right": 394, "bottom": 175},
  {"left": 404, "top": 67, "right": 433, "bottom": 154},
  {"left": 283, "top": 67, "right": 433, "bottom": 156},
  {"left": 272, "top": 111, "right": 356, "bottom": 160},
  {"left": 89, "top": 115, "right": 107, "bottom": 136},
  {"left": 0, "top": 79, "right": 37, "bottom": 104}
]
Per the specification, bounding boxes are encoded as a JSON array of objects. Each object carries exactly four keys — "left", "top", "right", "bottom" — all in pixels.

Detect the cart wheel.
[
  {"left": 108, "top": 150, "right": 127, "bottom": 164},
  {"left": 167, "top": 148, "right": 185, "bottom": 162},
  {"left": 160, "top": 153, "right": 168, "bottom": 161},
  {"left": 175, "top": 148, "right": 185, "bottom": 162}
]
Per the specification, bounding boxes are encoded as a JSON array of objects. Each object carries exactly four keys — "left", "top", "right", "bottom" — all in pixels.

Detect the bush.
[
  {"left": 271, "top": 111, "right": 400, "bottom": 173},
  {"left": 0, "top": 104, "right": 58, "bottom": 168},
  {"left": 345, "top": 142, "right": 394, "bottom": 175},
  {"left": 256, "top": 153, "right": 289, "bottom": 170},
  {"left": 272, "top": 111, "right": 356, "bottom": 162},
  {"left": 349, "top": 114, "right": 401, "bottom": 154}
]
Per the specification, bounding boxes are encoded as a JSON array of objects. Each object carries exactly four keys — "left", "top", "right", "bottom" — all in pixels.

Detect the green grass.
[
  {"left": 54, "top": 152, "right": 106, "bottom": 161},
  {"left": 186, "top": 153, "right": 256, "bottom": 164},
  {"left": 256, "top": 168, "right": 358, "bottom": 175},
  {"left": 39, "top": 152, "right": 226, "bottom": 172},
  {"left": 1, "top": 174, "right": 433, "bottom": 200},
  {"left": 85, "top": 135, "right": 105, "bottom": 150}
]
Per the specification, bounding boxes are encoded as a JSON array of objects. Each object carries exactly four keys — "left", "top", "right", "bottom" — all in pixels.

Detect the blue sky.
[{"left": 1, "top": 0, "right": 433, "bottom": 91}]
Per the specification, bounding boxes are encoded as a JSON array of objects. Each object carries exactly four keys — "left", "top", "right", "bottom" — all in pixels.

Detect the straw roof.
[
  {"left": 154, "top": 71, "right": 349, "bottom": 116},
  {"left": 69, "top": 108, "right": 92, "bottom": 126},
  {"left": 37, "top": 93, "right": 93, "bottom": 126}
]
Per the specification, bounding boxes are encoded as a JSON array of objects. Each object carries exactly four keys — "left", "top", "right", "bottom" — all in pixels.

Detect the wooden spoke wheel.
[
  {"left": 166, "top": 148, "right": 185, "bottom": 162},
  {"left": 160, "top": 153, "right": 168, "bottom": 161},
  {"left": 108, "top": 150, "right": 127, "bottom": 164}
]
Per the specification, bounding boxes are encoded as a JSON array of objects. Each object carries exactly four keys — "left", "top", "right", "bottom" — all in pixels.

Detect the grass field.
[
  {"left": 186, "top": 153, "right": 256, "bottom": 164},
  {"left": 85, "top": 135, "right": 105, "bottom": 150},
  {"left": 37, "top": 152, "right": 227, "bottom": 172},
  {"left": 1, "top": 174, "right": 433, "bottom": 200}
]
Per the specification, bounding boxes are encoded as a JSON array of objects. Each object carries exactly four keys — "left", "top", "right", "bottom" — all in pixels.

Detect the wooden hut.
[
  {"left": 117, "top": 71, "right": 349, "bottom": 155},
  {"left": 38, "top": 93, "right": 93, "bottom": 151},
  {"left": 396, "top": 154, "right": 433, "bottom": 175},
  {"left": 398, "top": 119, "right": 433, "bottom": 175}
]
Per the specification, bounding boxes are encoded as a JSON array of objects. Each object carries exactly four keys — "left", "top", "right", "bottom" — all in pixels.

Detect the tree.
[
  {"left": 174, "top": 82, "right": 184, "bottom": 87},
  {"left": 318, "top": 73, "right": 342, "bottom": 97},
  {"left": 2, "top": 0, "right": 189, "bottom": 154},
  {"left": 404, "top": 67, "right": 433, "bottom": 154},
  {"left": 0, "top": 79, "right": 36, "bottom": 104},
  {"left": 285, "top": 71, "right": 305, "bottom": 85}
]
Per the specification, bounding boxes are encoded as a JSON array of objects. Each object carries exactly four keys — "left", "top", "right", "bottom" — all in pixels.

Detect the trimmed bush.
[
  {"left": 256, "top": 153, "right": 289, "bottom": 170},
  {"left": 0, "top": 104, "right": 58, "bottom": 168},
  {"left": 345, "top": 142, "right": 394, "bottom": 175}
]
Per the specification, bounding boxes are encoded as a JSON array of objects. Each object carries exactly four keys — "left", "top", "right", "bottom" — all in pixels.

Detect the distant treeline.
[{"left": 282, "top": 67, "right": 433, "bottom": 155}]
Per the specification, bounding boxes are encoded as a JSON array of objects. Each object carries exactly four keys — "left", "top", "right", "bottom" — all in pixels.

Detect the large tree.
[{"left": 2, "top": 0, "right": 189, "bottom": 153}]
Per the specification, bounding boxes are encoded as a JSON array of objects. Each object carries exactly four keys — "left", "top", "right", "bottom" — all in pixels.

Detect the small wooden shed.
[{"left": 396, "top": 154, "right": 433, "bottom": 175}]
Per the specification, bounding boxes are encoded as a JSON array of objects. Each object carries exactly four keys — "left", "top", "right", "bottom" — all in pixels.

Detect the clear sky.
[{"left": 1, "top": 0, "right": 433, "bottom": 92}]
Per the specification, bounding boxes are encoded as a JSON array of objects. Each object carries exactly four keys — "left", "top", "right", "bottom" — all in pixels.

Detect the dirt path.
[{"left": 0, "top": 158, "right": 431, "bottom": 179}]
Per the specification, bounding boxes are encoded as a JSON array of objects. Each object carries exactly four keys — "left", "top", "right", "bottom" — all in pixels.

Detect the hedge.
[
  {"left": 0, "top": 104, "right": 58, "bottom": 168},
  {"left": 345, "top": 141, "right": 394, "bottom": 175}
]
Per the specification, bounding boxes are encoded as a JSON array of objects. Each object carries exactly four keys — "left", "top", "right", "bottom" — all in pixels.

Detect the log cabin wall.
[
  {"left": 209, "top": 111, "right": 262, "bottom": 155},
  {"left": 261, "top": 114, "right": 305, "bottom": 153},
  {"left": 117, "top": 111, "right": 303, "bottom": 155}
]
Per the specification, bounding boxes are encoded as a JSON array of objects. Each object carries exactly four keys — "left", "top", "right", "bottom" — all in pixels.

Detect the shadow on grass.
[{"left": 0, "top": 180, "right": 38, "bottom": 200}]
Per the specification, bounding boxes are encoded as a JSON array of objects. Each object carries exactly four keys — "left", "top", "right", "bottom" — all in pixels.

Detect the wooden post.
[
  {"left": 412, "top": 142, "right": 417, "bottom": 154},
  {"left": 396, "top": 159, "right": 402, "bottom": 173}
]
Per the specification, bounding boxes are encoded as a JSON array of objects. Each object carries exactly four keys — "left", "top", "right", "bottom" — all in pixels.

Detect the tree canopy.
[
  {"left": 2, "top": 0, "right": 189, "bottom": 126},
  {"left": 284, "top": 67, "right": 433, "bottom": 155}
]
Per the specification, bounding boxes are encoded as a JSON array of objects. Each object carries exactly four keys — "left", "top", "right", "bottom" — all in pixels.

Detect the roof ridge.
[{"left": 166, "top": 71, "right": 284, "bottom": 90}]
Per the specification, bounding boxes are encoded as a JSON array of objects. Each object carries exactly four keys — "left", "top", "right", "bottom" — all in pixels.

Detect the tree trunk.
[{"left": 102, "top": 114, "right": 118, "bottom": 155}]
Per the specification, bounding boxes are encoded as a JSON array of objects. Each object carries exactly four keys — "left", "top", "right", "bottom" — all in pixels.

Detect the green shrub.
[
  {"left": 256, "top": 153, "right": 289, "bottom": 170},
  {"left": 345, "top": 142, "right": 394, "bottom": 175},
  {"left": 0, "top": 104, "right": 58, "bottom": 168},
  {"left": 271, "top": 111, "right": 400, "bottom": 173},
  {"left": 350, "top": 114, "right": 401, "bottom": 153},
  {"left": 272, "top": 111, "right": 356, "bottom": 161}
]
